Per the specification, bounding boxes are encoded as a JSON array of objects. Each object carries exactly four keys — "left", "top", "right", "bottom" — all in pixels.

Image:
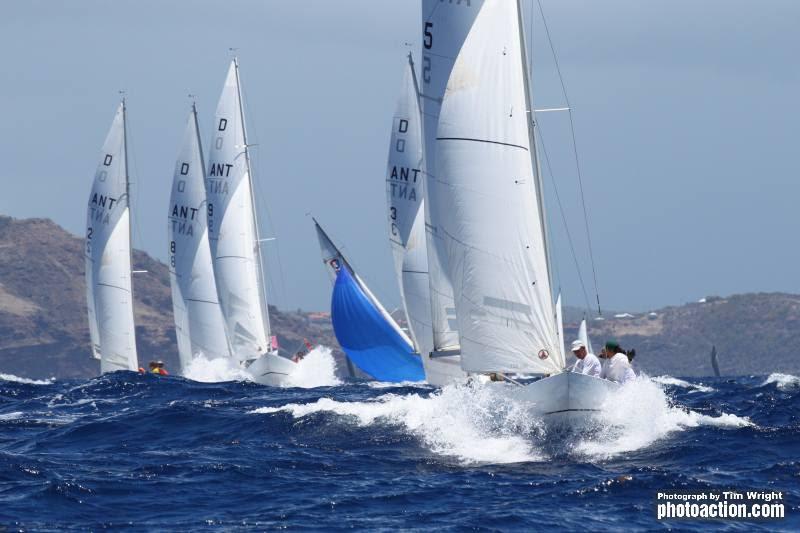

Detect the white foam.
[
  {"left": 0, "top": 411, "right": 23, "bottom": 421},
  {"left": 575, "top": 377, "right": 753, "bottom": 459},
  {"left": 366, "top": 380, "right": 428, "bottom": 389},
  {"left": 183, "top": 345, "right": 341, "bottom": 388},
  {"left": 652, "top": 375, "right": 715, "bottom": 393},
  {"left": 183, "top": 355, "right": 252, "bottom": 383},
  {"left": 283, "top": 346, "right": 342, "bottom": 388},
  {"left": 762, "top": 373, "right": 800, "bottom": 390},
  {"left": 0, "top": 374, "right": 53, "bottom": 385},
  {"left": 252, "top": 382, "right": 544, "bottom": 465}
]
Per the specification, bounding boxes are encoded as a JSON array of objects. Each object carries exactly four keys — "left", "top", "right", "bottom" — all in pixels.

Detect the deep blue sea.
[{"left": 0, "top": 355, "right": 798, "bottom": 530}]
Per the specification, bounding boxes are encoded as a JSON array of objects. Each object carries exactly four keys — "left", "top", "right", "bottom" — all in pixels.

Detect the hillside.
[
  {"left": 0, "top": 215, "right": 797, "bottom": 379},
  {"left": 0, "top": 216, "right": 340, "bottom": 379}
]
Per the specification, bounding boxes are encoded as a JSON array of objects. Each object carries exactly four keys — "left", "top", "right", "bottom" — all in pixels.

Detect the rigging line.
[
  {"left": 536, "top": 125, "right": 593, "bottom": 315},
  {"left": 536, "top": 0, "right": 602, "bottom": 316},
  {"left": 238, "top": 72, "right": 290, "bottom": 312}
]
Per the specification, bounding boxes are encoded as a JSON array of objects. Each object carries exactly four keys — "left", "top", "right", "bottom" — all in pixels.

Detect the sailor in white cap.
[{"left": 570, "top": 339, "right": 601, "bottom": 377}]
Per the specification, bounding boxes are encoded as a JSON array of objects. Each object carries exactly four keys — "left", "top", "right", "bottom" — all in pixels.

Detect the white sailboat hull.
[
  {"left": 245, "top": 352, "right": 298, "bottom": 387},
  {"left": 511, "top": 372, "right": 619, "bottom": 426}
]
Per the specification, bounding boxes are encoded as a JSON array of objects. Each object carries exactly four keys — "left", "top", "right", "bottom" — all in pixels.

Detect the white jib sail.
[
  {"left": 386, "top": 54, "right": 434, "bottom": 357},
  {"left": 436, "top": 0, "right": 563, "bottom": 374},
  {"left": 421, "top": 0, "right": 486, "bottom": 353},
  {"left": 206, "top": 60, "right": 271, "bottom": 361},
  {"left": 578, "top": 318, "right": 593, "bottom": 355},
  {"left": 556, "top": 293, "right": 564, "bottom": 356},
  {"left": 85, "top": 101, "right": 138, "bottom": 373},
  {"left": 168, "top": 104, "right": 231, "bottom": 372}
]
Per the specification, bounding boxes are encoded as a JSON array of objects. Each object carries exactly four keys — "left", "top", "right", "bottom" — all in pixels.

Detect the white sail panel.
[
  {"left": 436, "top": 0, "right": 563, "bottom": 374},
  {"left": 169, "top": 106, "right": 231, "bottom": 372},
  {"left": 85, "top": 102, "right": 138, "bottom": 373},
  {"left": 578, "top": 318, "right": 593, "bottom": 355},
  {"left": 421, "top": 0, "right": 485, "bottom": 351},
  {"left": 206, "top": 61, "right": 271, "bottom": 361},
  {"left": 556, "top": 293, "right": 564, "bottom": 357},
  {"left": 386, "top": 56, "right": 433, "bottom": 357}
]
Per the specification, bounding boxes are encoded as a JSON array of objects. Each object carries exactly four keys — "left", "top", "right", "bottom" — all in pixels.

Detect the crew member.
[
  {"left": 601, "top": 340, "right": 635, "bottom": 384},
  {"left": 148, "top": 361, "right": 169, "bottom": 376},
  {"left": 570, "top": 339, "right": 601, "bottom": 377}
]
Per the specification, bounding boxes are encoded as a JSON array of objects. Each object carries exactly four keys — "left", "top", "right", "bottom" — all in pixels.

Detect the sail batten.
[
  {"left": 435, "top": 0, "right": 563, "bottom": 374},
  {"left": 85, "top": 101, "right": 138, "bottom": 373},
  {"left": 207, "top": 60, "right": 271, "bottom": 361},
  {"left": 169, "top": 105, "right": 231, "bottom": 371}
]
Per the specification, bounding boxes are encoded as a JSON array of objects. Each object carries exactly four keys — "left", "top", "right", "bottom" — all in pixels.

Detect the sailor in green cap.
[{"left": 601, "top": 339, "right": 635, "bottom": 383}]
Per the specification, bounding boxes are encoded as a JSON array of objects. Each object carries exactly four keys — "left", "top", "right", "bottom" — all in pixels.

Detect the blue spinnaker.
[{"left": 331, "top": 267, "right": 425, "bottom": 382}]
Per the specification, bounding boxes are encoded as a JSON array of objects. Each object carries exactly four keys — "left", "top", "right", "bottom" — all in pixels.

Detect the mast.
[
  {"left": 232, "top": 57, "right": 272, "bottom": 345},
  {"left": 516, "top": 0, "right": 559, "bottom": 337},
  {"left": 121, "top": 97, "right": 137, "bottom": 354}
]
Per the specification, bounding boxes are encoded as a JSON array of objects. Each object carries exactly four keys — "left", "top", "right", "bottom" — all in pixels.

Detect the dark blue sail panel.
[{"left": 331, "top": 267, "right": 424, "bottom": 382}]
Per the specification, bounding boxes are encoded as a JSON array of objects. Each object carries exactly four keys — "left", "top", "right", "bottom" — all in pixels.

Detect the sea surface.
[{"left": 0, "top": 348, "right": 797, "bottom": 531}]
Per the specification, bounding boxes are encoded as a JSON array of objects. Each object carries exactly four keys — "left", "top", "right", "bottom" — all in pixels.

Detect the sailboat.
[
  {"left": 315, "top": 219, "right": 425, "bottom": 382},
  {"left": 429, "top": 0, "right": 617, "bottom": 422},
  {"left": 710, "top": 345, "right": 721, "bottom": 377},
  {"left": 168, "top": 103, "right": 231, "bottom": 373},
  {"left": 205, "top": 59, "right": 298, "bottom": 386},
  {"left": 85, "top": 100, "right": 139, "bottom": 373},
  {"left": 386, "top": 54, "right": 465, "bottom": 386}
]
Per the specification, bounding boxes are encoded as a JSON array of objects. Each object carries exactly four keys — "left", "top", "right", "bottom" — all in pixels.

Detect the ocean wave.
[
  {"left": 651, "top": 376, "right": 715, "bottom": 393},
  {"left": 252, "top": 382, "right": 545, "bottom": 465},
  {"left": 575, "top": 377, "right": 753, "bottom": 459},
  {"left": 0, "top": 373, "right": 54, "bottom": 386},
  {"left": 762, "top": 373, "right": 800, "bottom": 390}
]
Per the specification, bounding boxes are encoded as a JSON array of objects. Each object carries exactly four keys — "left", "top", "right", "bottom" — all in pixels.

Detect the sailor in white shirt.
[
  {"left": 570, "top": 339, "right": 601, "bottom": 377},
  {"left": 601, "top": 340, "right": 636, "bottom": 384}
]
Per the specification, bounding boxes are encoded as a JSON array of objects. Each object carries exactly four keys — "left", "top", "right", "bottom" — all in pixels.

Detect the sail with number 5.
[
  {"left": 436, "top": 0, "right": 564, "bottom": 374},
  {"left": 85, "top": 101, "right": 138, "bottom": 373},
  {"left": 168, "top": 104, "right": 231, "bottom": 372},
  {"left": 421, "top": 0, "right": 485, "bottom": 357},
  {"left": 206, "top": 59, "right": 272, "bottom": 363}
]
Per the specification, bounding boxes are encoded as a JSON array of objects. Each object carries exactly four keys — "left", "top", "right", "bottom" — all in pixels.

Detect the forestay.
[
  {"left": 85, "top": 102, "right": 138, "bottom": 373},
  {"left": 420, "top": 0, "right": 485, "bottom": 353},
  {"left": 206, "top": 60, "right": 271, "bottom": 361},
  {"left": 386, "top": 55, "right": 433, "bottom": 358},
  {"left": 168, "top": 105, "right": 231, "bottom": 371},
  {"left": 435, "top": 0, "right": 563, "bottom": 374}
]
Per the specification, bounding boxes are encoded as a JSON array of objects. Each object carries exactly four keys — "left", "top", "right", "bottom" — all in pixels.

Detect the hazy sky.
[{"left": 2, "top": 0, "right": 798, "bottom": 314}]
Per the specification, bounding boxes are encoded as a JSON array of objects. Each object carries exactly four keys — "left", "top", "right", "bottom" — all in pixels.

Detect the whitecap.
[
  {"left": 283, "top": 346, "right": 342, "bottom": 388},
  {"left": 0, "top": 374, "right": 54, "bottom": 386},
  {"left": 762, "top": 373, "right": 800, "bottom": 391},
  {"left": 574, "top": 377, "right": 753, "bottom": 459},
  {"left": 252, "top": 382, "right": 544, "bottom": 465},
  {"left": 652, "top": 375, "right": 715, "bottom": 393}
]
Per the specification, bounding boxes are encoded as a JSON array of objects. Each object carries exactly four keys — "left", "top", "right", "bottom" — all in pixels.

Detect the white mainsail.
[
  {"left": 386, "top": 54, "right": 434, "bottom": 358},
  {"left": 421, "top": 0, "right": 485, "bottom": 354},
  {"left": 85, "top": 101, "right": 138, "bottom": 373},
  {"left": 168, "top": 104, "right": 231, "bottom": 371},
  {"left": 435, "top": 0, "right": 564, "bottom": 374},
  {"left": 206, "top": 59, "right": 271, "bottom": 361},
  {"left": 556, "top": 292, "right": 564, "bottom": 356}
]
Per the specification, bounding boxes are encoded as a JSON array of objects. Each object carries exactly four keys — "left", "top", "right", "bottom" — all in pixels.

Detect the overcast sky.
[{"left": 1, "top": 0, "right": 798, "bottom": 314}]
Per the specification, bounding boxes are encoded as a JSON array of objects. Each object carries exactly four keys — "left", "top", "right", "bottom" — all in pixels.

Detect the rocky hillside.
[
  {"left": 0, "top": 215, "right": 797, "bottom": 379},
  {"left": 562, "top": 293, "right": 800, "bottom": 377},
  {"left": 0, "top": 216, "right": 340, "bottom": 379}
]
